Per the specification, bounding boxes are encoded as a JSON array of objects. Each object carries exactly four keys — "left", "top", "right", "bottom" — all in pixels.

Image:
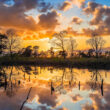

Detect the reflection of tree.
[
  {"left": 5, "top": 66, "right": 16, "bottom": 97},
  {"left": 48, "top": 67, "right": 54, "bottom": 74},
  {"left": 22, "top": 66, "right": 32, "bottom": 82},
  {"left": 51, "top": 68, "right": 77, "bottom": 94},
  {"left": 90, "top": 69, "right": 102, "bottom": 82},
  {"left": 87, "top": 69, "right": 104, "bottom": 96},
  {"left": 33, "top": 66, "right": 39, "bottom": 78},
  {"left": 0, "top": 66, "right": 21, "bottom": 97},
  {"left": 69, "top": 68, "right": 77, "bottom": 87},
  {"left": 0, "top": 66, "right": 7, "bottom": 90}
]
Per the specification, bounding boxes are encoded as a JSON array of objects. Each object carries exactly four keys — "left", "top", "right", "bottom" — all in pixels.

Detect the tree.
[
  {"left": 33, "top": 46, "right": 39, "bottom": 58},
  {"left": 22, "top": 46, "right": 32, "bottom": 57},
  {"left": 68, "top": 37, "right": 77, "bottom": 57},
  {"left": 58, "top": 50, "right": 67, "bottom": 58},
  {"left": 86, "top": 34, "right": 106, "bottom": 58},
  {"left": 49, "top": 47, "right": 54, "bottom": 58},
  {"left": 87, "top": 49, "right": 94, "bottom": 57},
  {"left": 0, "top": 34, "right": 7, "bottom": 55},
  {"left": 50, "top": 31, "right": 67, "bottom": 58},
  {"left": 6, "top": 29, "right": 20, "bottom": 58}
]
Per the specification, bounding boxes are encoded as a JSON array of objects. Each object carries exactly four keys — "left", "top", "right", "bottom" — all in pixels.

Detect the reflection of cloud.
[
  {"left": 28, "top": 87, "right": 57, "bottom": 108},
  {"left": 72, "top": 94, "right": 83, "bottom": 102},
  {"left": 82, "top": 104, "right": 94, "bottom": 110},
  {"left": 88, "top": 84, "right": 110, "bottom": 110},
  {"left": 1, "top": 67, "right": 110, "bottom": 110},
  {"left": 25, "top": 96, "right": 52, "bottom": 110},
  {"left": 54, "top": 88, "right": 92, "bottom": 110}
]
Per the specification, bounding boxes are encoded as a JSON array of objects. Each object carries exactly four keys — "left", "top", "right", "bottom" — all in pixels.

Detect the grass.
[{"left": 0, "top": 56, "right": 110, "bottom": 69}]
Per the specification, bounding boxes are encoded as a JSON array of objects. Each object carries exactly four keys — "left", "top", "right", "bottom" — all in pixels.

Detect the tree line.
[{"left": 0, "top": 30, "right": 109, "bottom": 59}]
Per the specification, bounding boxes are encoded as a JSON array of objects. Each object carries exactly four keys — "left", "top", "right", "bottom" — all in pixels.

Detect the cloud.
[
  {"left": 83, "top": 2, "right": 101, "bottom": 14},
  {"left": 83, "top": 2, "right": 110, "bottom": 36},
  {"left": 37, "top": 1, "right": 53, "bottom": 12},
  {"left": 0, "top": 0, "right": 60, "bottom": 40},
  {"left": 72, "top": 16, "right": 83, "bottom": 24},
  {"left": 0, "top": 0, "right": 53, "bottom": 32},
  {"left": 0, "top": 3, "right": 37, "bottom": 31},
  {"left": 14, "top": 0, "right": 53, "bottom": 12},
  {"left": 58, "top": 1, "right": 72, "bottom": 11},
  {"left": 38, "top": 11, "right": 60, "bottom": 31},
  {"left": 65, "top": 27, "right": 80, "bottom": 36},
  {"left": 70, "top": 0, "right": 86, "bottom": 8}
]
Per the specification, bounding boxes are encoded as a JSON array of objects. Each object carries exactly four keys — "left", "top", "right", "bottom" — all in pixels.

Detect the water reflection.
[{"left": 0, "top": 66, "right": 110, "bottom": 110}]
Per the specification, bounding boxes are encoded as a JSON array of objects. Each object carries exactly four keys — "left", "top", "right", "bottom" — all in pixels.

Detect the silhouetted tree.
[
  {"left": 50, "top": 31, "right": 67, "bottom": 59},
  {"left": 33, "top": 46, "right": 39, "bottom": 57},
  {"left": 59, "top": 50, "right": 67, "bottom": 58},
  {"left": 86, "top": 34, "right": 106, "bottom": 58},
  {"left": 0, "top": 34, "right": 7, "bottom": 55},
  {"left": 105, "top": 51, "right": 110, "bottom": 57},
  {"left": 6, "top": 29, "right": 21, "bottom": 58},
  {"left": 68, "top": 37, "right": 77, "bottom": 57},
  {"left": 79, "top": 51, "right": 88, "bottom": 58},
  {"left": 49, "top": 47, "right": 54, "bottom": 58},
  {"left": 22, "top": 46, "right": 32, "bottom": 57},
  {"left": 87, "top": 49, "right": 94, "bottom": 57}
]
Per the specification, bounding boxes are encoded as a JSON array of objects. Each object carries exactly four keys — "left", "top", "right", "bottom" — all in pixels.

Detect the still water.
[{"left": 0, "top": 66, "right": 110, "bottom": 110}]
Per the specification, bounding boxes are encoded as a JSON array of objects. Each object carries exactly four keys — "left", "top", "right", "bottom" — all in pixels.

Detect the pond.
[{"left": 0, "top": 66, "right": 110, "bottom": 110}]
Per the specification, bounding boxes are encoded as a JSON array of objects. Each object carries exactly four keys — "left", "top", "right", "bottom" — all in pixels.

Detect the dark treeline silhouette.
[
  {"left": 0, "top": 31, "right": 110, "bottom": 68},
  {"left": 0, "top": 31, "right": 108, "bottom": 59}
]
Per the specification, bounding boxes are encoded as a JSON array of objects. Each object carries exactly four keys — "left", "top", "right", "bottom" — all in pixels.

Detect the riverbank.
[{"left": 0, "top": 56, "right": 110, "bottom": 69}]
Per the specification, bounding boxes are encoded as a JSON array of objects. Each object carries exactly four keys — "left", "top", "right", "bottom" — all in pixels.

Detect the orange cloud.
[
  {"left": 59, "top": 1, "right": 72, "bottom": 11},
  {"left": 38, "top": 10, "right": 60, "bottom": 31},
  {"left": 70, "top": 0, "right": 86, "bottom": 8},
  {"left": 83, "top": 2, "right": 110, "bottom": 36}
]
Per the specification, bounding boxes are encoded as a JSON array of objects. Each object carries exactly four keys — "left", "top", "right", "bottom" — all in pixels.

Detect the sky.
[{"left": 0, "top": 0, "right": 110, "bottom": 51}]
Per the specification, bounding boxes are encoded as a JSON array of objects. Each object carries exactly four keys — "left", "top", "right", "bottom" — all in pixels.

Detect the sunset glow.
[{"left": 0, "top": 0, "right": 110, "bottom": 50}]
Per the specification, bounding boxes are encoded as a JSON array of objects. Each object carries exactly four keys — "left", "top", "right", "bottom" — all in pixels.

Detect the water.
[{"left": 0, "top": 66, "right": 110, "bottom": 110}]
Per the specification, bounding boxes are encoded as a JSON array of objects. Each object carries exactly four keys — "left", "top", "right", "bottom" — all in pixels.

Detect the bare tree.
[
  {"left": 50, "top": 31, "right": 67, "bottom": 58},
  {"left": 6, "top": 29, "right": 21, "bottom": 58},
  {"left": 86, "top": 34, "right": 106, "bottom": 58},
  {"left": 68, "top": 37, "right": 77, "bottom": 57}
]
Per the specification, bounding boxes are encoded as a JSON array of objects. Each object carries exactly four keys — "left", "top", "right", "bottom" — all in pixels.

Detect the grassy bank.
[{"left": 0, "top": 56, "right": 110, "bottom": 69}]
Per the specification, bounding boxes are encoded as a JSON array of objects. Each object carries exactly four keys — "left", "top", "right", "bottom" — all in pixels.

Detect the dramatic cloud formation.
[
  {"left": 0, "top": 0, "right": 54, "bottom": 32},
  {"left": 0, "top": 0, "right": 110, "bottom": 42},
  {"left": 0, "top": 0, "right": 60, "bottom": 39},
  {"left": 83, "top": 2, "right": 110, "bottom": 36},
  {"left": 0, "top": 1, "right": 37, "bottom": 31},
  {"left": 38, "top": 11, "right": 60, "bottom": 31},
  {"left": 72, "top": 16, "right": 83, "bottom": 24}
]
